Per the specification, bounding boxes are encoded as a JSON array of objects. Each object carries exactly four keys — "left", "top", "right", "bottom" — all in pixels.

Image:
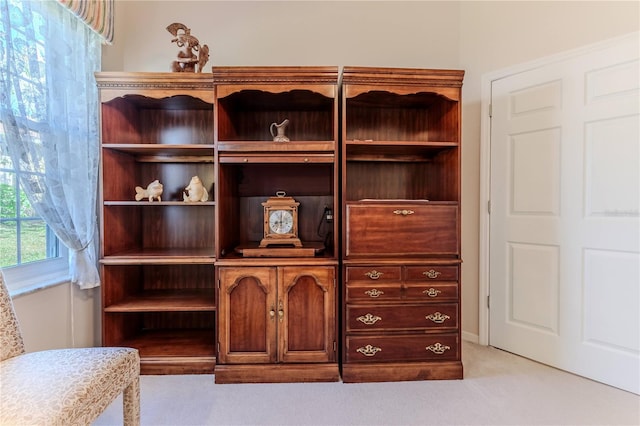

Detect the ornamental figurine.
[
  {"left": 135, "top": 180, "right": 163, "bottom": 202},
  {"left": 166, "top": 22, "right": 209, "bottom": 73},
  {"left": 183, "top": 176, "right": 209, "bottom": 203},
  {"left": 270, "top": 119, "right": 290, "bottom": 142}
]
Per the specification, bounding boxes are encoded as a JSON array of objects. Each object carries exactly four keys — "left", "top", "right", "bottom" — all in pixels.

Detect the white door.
[{"left": 489, "top": 33, "right": 639, "bottom": 393}]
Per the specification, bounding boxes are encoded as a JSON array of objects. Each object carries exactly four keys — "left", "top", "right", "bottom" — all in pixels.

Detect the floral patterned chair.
[{"left": 0, "top": 271, "right": 140, "bottom": 425}]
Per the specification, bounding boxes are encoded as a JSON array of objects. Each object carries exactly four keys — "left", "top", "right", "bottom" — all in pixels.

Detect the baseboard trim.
[
  {"left": 462, "top": 331, "right": 479, "bottom": 344},
  {"left": 342, "top": 361, "right": 463, "bottom": 383},
  {"left": 214, "top": 363, "right": 340, "bottom": 384}
]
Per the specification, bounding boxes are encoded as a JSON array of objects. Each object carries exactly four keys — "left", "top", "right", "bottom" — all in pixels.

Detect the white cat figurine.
[
  {"left": 183, "top": 176, "right": 208, "bottom": 202},
  {"left": 135, "top": 179, "right": 163, "bottom": 202}
]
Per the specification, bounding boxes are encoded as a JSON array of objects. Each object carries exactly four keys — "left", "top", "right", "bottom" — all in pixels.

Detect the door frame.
[{"left": 478, "top": 31, "right": 640, "bottom": 346}]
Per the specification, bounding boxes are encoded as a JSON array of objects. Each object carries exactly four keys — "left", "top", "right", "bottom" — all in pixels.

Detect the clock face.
[{"left": 268, "top": 209, "right": 294, "bottom": 234}]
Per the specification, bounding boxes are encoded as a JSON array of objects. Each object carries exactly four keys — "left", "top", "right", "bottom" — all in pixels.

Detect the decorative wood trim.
[
  {"left": 341, "top": 361, "right": 463, "bottom": 383},
  {"left": 95, "top": 72, "right": 214, "bottom": 90},
  {"left": 214, "top": 363, "right": 340, "bottom": 383},
  {"left": 212, "top": 66, "right": 339, "bottom": 84},
  {"left": 342, "top": 66, "right": 464, "bottom": 87}
]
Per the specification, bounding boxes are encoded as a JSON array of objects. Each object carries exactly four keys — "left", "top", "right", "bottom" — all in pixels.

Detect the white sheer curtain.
[{"left": 0, "top": 0, "right": 102, "bottom": 289}]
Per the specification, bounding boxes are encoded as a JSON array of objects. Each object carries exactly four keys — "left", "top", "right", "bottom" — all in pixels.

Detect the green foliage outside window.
[{"left": 0, "top": 182, "right": 48, "bottom": 267}]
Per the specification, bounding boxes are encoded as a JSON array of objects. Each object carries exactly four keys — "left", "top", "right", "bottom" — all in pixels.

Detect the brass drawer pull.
[
  {"left": 393, "top": 209, "right": 415, "bottom": 216},
  {"left": 364, "top": 288, "right": 384, "bottom": 298},
  {"left": 423, "top": 269, "right": 441, "bottom": 279},
  {"left": 357, "top": 313, "right": 382, "bottom": 325},
  {"left": 356, "top": 344, "right": 382, "bottom": 357},
  {"left": 426, "top": 343, "right": 451, "bottom": 354},
  {"left": 365, "top": 270, "right": 383, "bottom": 280},
  {"left": 423, "top": 288, "right": 442, "bottom": 297},
  {"left": 425, "top": 312, "right": 450, "bottom": 324}
]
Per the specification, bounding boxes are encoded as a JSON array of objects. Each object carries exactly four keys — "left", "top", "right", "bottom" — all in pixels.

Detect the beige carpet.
[{"left": 94, "top": 342, "right": 640, "bottom": 425}]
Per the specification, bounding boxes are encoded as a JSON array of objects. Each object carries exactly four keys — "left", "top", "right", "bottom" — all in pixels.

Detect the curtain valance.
[{"left": 57, "top": 0, "right": 114, "bottom": 43}]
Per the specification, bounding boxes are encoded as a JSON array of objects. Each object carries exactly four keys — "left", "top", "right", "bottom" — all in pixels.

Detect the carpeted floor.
[{"left": 94, "top": 342, "right": 640, "bottom": 425}]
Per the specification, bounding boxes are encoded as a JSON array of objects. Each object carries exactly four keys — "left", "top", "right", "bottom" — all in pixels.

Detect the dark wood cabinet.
[
  {"left": 96, "top": 73, "right": 216, "bottom": 374},
  {"left": 96, "top": 67, "right": 463, "bottom": 382},
  {"left": 341, "top": 67, "right": 464, "bottom": 382},
  {"left": 213, "top": 67, "right": 340, "bottom": 383},
  {"left": 216, "top": 265, "right": 337, "bottom": 383}
]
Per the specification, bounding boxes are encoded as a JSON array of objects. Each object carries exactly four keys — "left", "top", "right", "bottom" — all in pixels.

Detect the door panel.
[
  {"left": 218, "top": 267, "right": 277, "bottom": 364},
  {"left": 489, "top": 34, "right": 639, "bottom": 393},
  {"left": 280, "top": 266, "right": 336, "bottom": 363}
]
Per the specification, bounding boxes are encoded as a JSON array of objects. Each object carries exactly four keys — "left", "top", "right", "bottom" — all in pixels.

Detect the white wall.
[
  {"left": 15, "top": 1, "right": 638, "bottom": 351},
  {"left": 103, "top": 1, "right": 462, "bottom": 71},
  {"left": 12, "top": 283, "right": 100, "bottom": 351}
]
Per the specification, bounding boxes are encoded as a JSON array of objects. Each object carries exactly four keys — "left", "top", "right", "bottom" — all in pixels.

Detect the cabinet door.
[
  {"left": 279, "top": 266, "right": 336, "bottom": 363},
  {"left": 218, "top": 267, "right": 277, "bottom": 364},
  {"left": 345, "top": 203, "right": 459, "bottom": 257}
]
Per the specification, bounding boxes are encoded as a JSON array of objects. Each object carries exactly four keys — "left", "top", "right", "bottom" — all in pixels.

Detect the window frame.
[{"left": 2, "top": 246, "right": 69, "bottom": 295}]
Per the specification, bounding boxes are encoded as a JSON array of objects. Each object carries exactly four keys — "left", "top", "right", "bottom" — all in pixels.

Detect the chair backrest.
[{"left": 0, "top": 270, "right": 26, "bottom": 361}]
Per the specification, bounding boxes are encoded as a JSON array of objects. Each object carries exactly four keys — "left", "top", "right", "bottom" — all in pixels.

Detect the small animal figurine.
[
  {"left": 183, "top": 176, "right": 208, "bottom": 202},
  {"left": 135, "top": 180, "right": 163, "bottom": 202}
]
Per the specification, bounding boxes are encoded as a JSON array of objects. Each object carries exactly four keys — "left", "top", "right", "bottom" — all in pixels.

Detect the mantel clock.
[{"left": 259, "top": 191, "right": 302, "bottom": 248}]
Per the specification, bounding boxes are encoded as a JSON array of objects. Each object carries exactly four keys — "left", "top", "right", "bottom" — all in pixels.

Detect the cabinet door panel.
[
  {"left": 218, "top": 267, "right": 277, "bottom": 364},
  {"left": 345, "top": 203, "right": 458, "bottom": 257},
  {"left": 280, "top": 266, "right": 336, "bottom": 363}
]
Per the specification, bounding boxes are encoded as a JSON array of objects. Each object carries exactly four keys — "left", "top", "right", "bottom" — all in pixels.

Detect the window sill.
[{"left": 10, "top": 274, "right": 71, "bottom": 298}]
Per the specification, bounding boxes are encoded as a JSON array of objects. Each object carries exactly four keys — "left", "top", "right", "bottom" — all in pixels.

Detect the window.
[
  {"left": 0, "top": 145, "right": 69, "bottom": 293},
  {"left": 0, "top": 130, "right": 68, "bottom": 292},
  {"left": 0, "top": 0, "right": 70, "bottom": 292}
]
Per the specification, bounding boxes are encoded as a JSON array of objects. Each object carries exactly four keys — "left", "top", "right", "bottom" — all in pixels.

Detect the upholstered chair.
[{"left": 0, "top": 271, "right": 140, "bottom": 425}]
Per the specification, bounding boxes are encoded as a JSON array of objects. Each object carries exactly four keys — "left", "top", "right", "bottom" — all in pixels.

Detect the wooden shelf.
[
  {"left": 104, "top": 290, "right": 215, "bottom": 312},
  {"left": 118, "top": 329, "right": 216, "bottom": 359},
  {"left": 218, "top": 153, "right": 334, "bottom": 164},
  {"left": 346, "top": 140, "right": 458, "bottom": 146},
  {"left": 346, "top": 200, "right": 458, "bottom": 205},
  {"left": 217, "top": 141, "right": 335, "bottom": 152},
  {"left": 100, "top": 248, "right": 215, "bottom": 264},
  {"left": 102, "top": 143, "right": 214, "bottom": 158},
  {"left": 103, "top": 201, "right": 215, "bottom": 206}
]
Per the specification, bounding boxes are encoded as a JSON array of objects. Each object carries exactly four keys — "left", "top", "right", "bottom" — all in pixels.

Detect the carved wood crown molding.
[
  {"left": 95, "top": 81, "right": 215, "bottom": 89},
  {"left": 342, "top": 78, "right": 463, "bottom": 88},
  {"left": 341, "top": 67, "right": 465, "bottom": 88},
  {"left": 95, "top": 72, "right": 214, "bottom": 90},
  {"left": 213, "top": 77, "right": 338, "bottom": 84},
  {"left": 212, "top": 67, "right": 339, "bottom": 85}
]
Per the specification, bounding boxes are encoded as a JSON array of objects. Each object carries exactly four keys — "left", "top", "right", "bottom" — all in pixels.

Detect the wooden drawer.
[
  {"left": 345, "top": 334, "right": 459, "bottom": 362},
  {"left": 345, "top": 203, "right": 458, "bottom": 257},
  {"left": 404, "top": 283, "right": 458, "bottom": 301},
  {"left": 346, "top": 283, "right": 402, "bottom": 302},
  {"left": 347, "top": 304, "right": 458, "bottom": 331},
  {"left": 405, "top": 265, "right": 458, "bottom": 281},
  {"left": 346, "top": 266, "right": 401, "bottom": 282}
]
